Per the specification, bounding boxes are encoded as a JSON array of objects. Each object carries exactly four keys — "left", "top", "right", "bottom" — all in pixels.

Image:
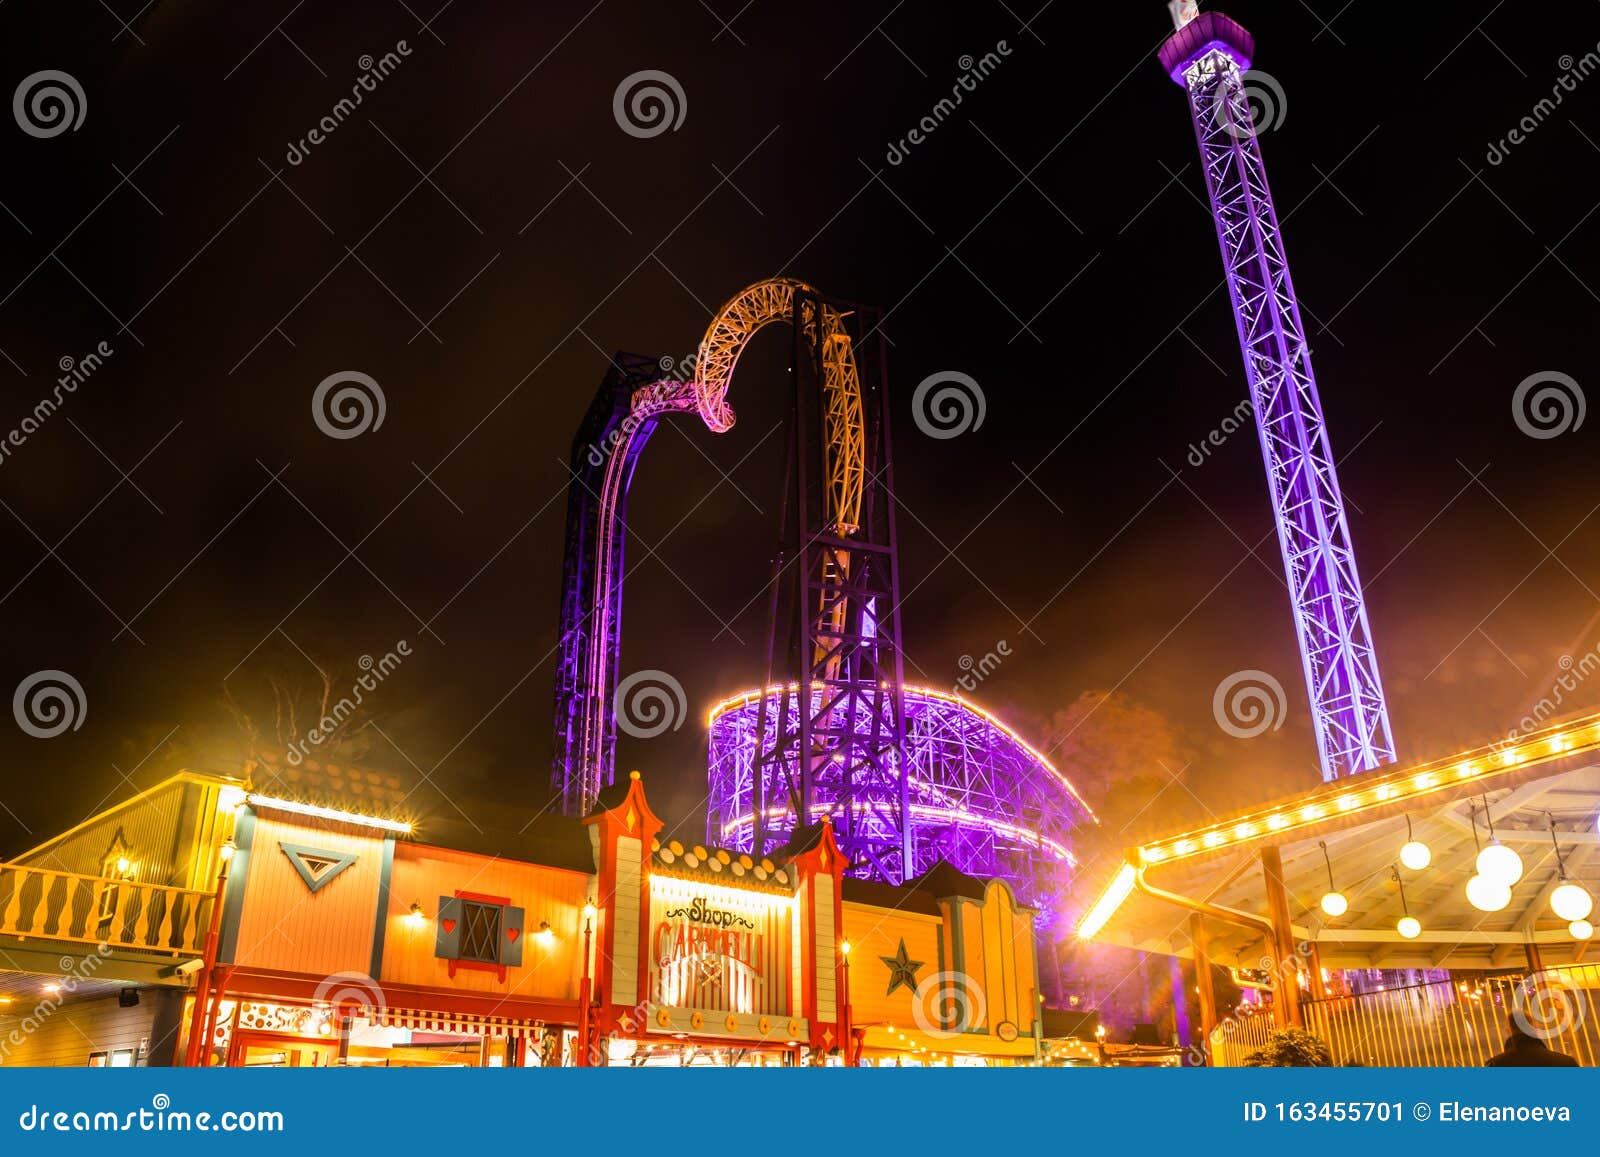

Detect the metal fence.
[
  {"left": 1208, "top": 1007, "right": 1277, "bottom": 1067},
  {"left": 1210, "top": 966, "right": 1600, "bottom": 1067}
]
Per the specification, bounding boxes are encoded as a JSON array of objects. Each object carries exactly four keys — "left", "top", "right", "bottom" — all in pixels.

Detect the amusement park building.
[{"left": 0, "top": 761, "right": 1049, "bottom": 1067}]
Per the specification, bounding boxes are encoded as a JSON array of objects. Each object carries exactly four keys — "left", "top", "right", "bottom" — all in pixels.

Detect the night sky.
[{"left": 2, "top": 2, "right": 1598, "bottom": 861}]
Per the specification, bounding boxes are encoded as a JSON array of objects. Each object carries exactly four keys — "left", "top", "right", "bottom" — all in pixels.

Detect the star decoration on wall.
[{"left": 880, "top": 938, "right": 923, "bottom": 995}]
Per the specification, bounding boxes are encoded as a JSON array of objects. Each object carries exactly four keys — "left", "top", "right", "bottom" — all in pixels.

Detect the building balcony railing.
[{"left": 0, "top": 863, "right": 213, "bottom": 957}]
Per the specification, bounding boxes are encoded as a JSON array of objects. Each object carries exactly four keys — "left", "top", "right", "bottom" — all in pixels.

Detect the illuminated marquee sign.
[{"left": 649, "top": 878, "right": 795, "bottom": 1017}]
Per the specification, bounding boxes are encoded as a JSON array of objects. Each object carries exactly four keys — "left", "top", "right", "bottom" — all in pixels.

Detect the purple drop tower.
[{"left": 1162, "top": 3, "right": 1396, "bottom": 780}]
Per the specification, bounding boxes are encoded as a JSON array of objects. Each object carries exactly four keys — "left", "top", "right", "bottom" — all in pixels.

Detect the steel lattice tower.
[{"left": 1161, "top": 4, "right": 1395, "bottom": 780}]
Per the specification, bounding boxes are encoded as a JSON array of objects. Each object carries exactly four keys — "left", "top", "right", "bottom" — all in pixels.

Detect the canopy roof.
[{"left": 1079, "top": 708, "right": 1600, "bottom": 971}]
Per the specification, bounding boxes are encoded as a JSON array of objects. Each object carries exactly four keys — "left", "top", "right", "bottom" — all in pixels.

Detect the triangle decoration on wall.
[{"left": 279, "top": 841, "right": 359, "bottom": 894}]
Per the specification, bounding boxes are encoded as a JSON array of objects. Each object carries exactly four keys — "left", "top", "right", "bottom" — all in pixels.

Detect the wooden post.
[
  {"left": 1260, "top": 846, "right": 1304, "bottom": 1028},
  {"left": 1191, "top": 912, "right": 1218, "bottom": 1059},
  {"left": 181, "top": 862, "right": 231, "bottom": 1066},
  {"left": 1307, "top": 942, "right": 1328, "bottom": 1000}
]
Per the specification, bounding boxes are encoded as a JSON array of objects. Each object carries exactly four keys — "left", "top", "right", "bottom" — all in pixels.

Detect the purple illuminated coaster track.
[{"left": 707, "top": 683, "right": 1096, "bottom": 922}]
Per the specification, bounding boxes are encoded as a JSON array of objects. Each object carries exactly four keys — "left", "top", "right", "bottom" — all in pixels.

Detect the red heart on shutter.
[
  {"left": 506, "top": 927, "right": 520, "bottom": 942},
  {"left": 441, "top": 918, "right": 456, "bottom": 934}
]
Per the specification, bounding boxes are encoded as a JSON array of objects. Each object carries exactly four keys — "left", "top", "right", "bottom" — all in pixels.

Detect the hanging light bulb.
[
  {"left": 1544, "top": 814, "right": 1593, "bottom": 922},
  {"left": 1476, "top": 795, "right": 1523, "bottom": 885},
  {"left": 1393, "top": 866, "right": 1421, "bottom": 938},
  {"left": 1399, "top": 816, "right": 1430, "bottom": 870},
  {"left": 1570, "top": 919, "right": 1594, "bottom": 941},
  {"left": 1399, "top": 840, "right": 1430, "bottom": 871},
  {"left": 1318, "top": 840, "right": 1347, "bottom": 918},
  {"left": 1466, "top": 874, "right": 1511, "bottom": 912},
  {"left": 1476, "top": 842, "right": 1523, "bottom": 886},
  {"left": 1551, "top": 883, "right": 1593, "bottom": 922}
]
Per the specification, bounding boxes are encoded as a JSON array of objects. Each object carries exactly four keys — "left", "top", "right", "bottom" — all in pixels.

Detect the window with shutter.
[
  {"left": 434, "top": 892, "right": 523, "bottom": 980},
  {"left": 459, "top": 901, "right": 502, "bottom": 963},
  {"left": 434, "top": 895, "right": 464, "bottom": 959}
]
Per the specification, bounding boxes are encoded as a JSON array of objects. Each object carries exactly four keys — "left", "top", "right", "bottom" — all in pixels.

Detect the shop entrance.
[{"left": 230, "top": 1030, "right": 339, "bottom": 1068}]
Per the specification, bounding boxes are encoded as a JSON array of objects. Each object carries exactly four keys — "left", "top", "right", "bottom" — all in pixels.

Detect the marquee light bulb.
[
  {"left": 1399, "top": 840, "right": 1431, "bottom": 870},
  {"left": 1465, "top": 874, "right": 1511, "bottom": 913},
  {"left": 1476, "top": 842, "right": 1523, "bottom": 886},
  {"left": 1397, "top": 915, "right": 1421, "bottom": 939},
  {"left": 1319, "top": 891, "right": 1348, "bottom": 918},
  {"left": 1550, "top": 882, "right": 1594, "bottom": 923}
]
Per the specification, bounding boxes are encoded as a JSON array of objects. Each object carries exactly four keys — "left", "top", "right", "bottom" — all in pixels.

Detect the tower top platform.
[{"left": 1157, "top": 10, "right": 1253, "bottom": 84}]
